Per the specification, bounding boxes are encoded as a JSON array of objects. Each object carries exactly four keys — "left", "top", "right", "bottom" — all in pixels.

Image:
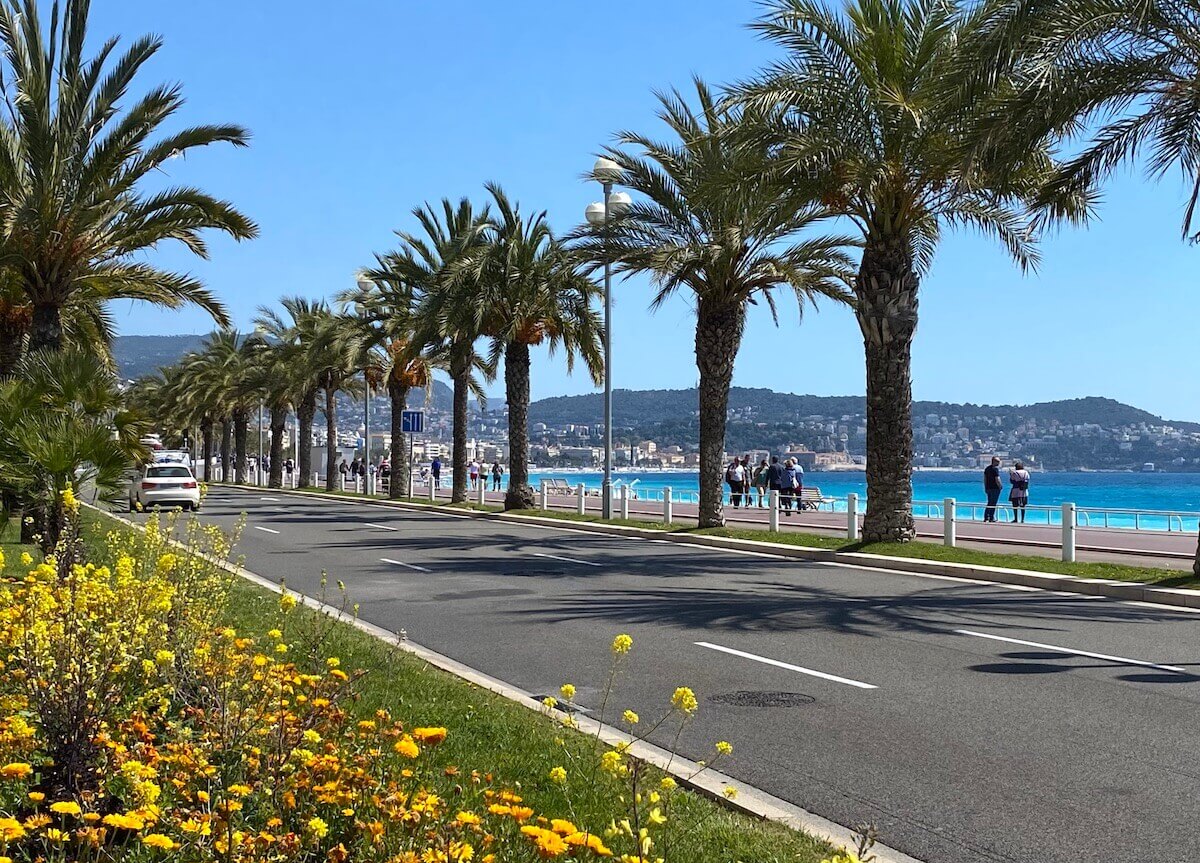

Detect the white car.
[{"left": 129, "top": 463, "right": 201, "bottom": 512}]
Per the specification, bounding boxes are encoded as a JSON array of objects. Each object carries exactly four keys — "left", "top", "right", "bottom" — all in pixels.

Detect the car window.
[{"left": 146, "top": 466, "right": 192, "bottom": 478}]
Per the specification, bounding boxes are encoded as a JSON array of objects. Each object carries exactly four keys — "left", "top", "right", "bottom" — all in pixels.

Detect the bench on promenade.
[{"left": 798, "top": 486, "right": 833, "bottom": 511}]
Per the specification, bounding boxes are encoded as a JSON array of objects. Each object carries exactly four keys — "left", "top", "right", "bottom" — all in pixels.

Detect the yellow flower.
[
  {"left": 723, "top": 786, "right": 738, "bottom": 800},
  {"left": 559, "top": 683, "right": 576, "bottom": 700},
  {"left": 326, "top": 656, "right": 340, "bottom": 668},
  {"left": 647, "top": 807, "right": 666, "bottom": 825},
  {"left": 279, "top": 592, "right": 297, "bottom": 611},
  {"left": 659, "top": 777, "right": 676, "bottom": 791},
  {"left": 548, "top": 766, "right": 567, "bottom": 784},
  {"left": 412, "top": 727, "right": 448, "bottom": 745},
  {"left": 600, "top": 750, "right": 626, "bottom": 776},
  {"left": 671, "top": 686, "right": 698, "bottom": 714},
  {"left": 20, "top": 552, "right": 32, "bottom": 566},
  {"left": 520, "top": 825, "right": 569, "bottom": 856},
  {"left": 393, "top": 735, "right": 420, "bottom": 758},
  {"left": 542, "top": 696, "right": 558, "bottom": 709},
  {"left": 227, "top": 784, "right": 252, "bottom": 797},
  {"left": 142, "top": 833, "right": 178, "bottom": 850},
  {"left": 43, "top": 828, "right": 67, "bottom": 843},
  {"left": 622, "top": 709, "right": 639, "bottom": 725},
  {"left": 0, "top": 817, "right": 25, "bottom": 841},
  {"left": 50, "top": 800, "right": 82, "bottom": 816},
  {"left": 611, "top": 634, "right": 633, "bottom": 655},
  {"left": 61, "top": 486, "right": 79, "bottom": 513},
  {"left": 822, "top": 855, "right": 862, "bottom": 863},
  {"left": 0, "top": 762, "right": 32, "bottom": 780},
  {"left": 715, "top": 740, "right": 733, "bottom": 755},
  {"left": 455, "top": 811, "right": 481, "bottom": 826},
  {"left": 307, "top": 816, "right": 329, "bottom": 838},
  {"left": 103, "top": 812, "right": 146, "bottom": 830},
  {"left": 154, "top": 649, "right": 174, "bottom": 666},
  {"left": 267, "top": 628, "right": 283, "bottom": 639},
  {"left": 28, "top": 791, "right": 45, "bottom": 803}
]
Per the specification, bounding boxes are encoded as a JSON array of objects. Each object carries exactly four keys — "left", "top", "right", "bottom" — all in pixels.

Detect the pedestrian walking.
[
  {"left": 491, "top": 461, "right": 503, "bottom": 491},
  {"left": 338, "top": 459, "right": 349, "bottom": 485},
  {"left": 431, "top": 456, "right": 441, "bottom": 488},
  {"left": 767, "top": 456, "right": 784, "bottom": 506},
  {"left": 740, "top": 455, "right": 753, "bottom": 501},
  {"left": 781, "top": 459, "right": 802, "bottom": 515},
  {"left": 753, "top": 459, "right": 770, "bottom": 507},
  {"left": 1009, "top": 461, "right": 1031, "bottom": 523},
  {"left": 983, "top": 456, "right": 1003, "bottom": 523},
  {"left": 285, "top": 458, "right": 294, "bottom": 485},
  {"left": 725, "top": 458, "right": 746, "bottom": 507},
  {"left": 468, "top": 459, "right": 480, "bottom": 490}
]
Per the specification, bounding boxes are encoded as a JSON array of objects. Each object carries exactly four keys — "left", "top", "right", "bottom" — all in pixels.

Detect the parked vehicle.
[{"left": 129, "top": 463, "right": 200, "bottom": 512}]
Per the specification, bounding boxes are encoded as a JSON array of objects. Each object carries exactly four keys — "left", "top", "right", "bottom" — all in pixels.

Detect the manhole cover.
[{"left": 709, "top": 691, "right": 815, "bottom": 708}]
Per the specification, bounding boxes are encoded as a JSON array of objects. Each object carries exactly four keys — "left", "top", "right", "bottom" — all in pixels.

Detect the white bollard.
[
  {"left": 769, "top": 489, "right": 780, "bottom": 532},
  {"left": 540, "top": 480, "right": 549, "bottom": 510},
  {"left": 408, "top": 471, "right": 415, "bottom": 499},
  {"left": 1062, "top": 502, "right": 1076, "bottom": 562},
  {"left": 943, "top": 497, "right": 956, "bottom": 547},
  {"left": 429, "top": 480, "right": 436, "bottom": 502},
  {"left": 847, "top": 493, "right": 860, "bottom": 541},
  {"left": 477, "top": 480, "right": 486, "bottom": 506},
  {"left": 339, "top": 473, "right": 346, "bottom": 492},
  {"left": 577, "top": 483, "right": 586, "bottom": 515},
  {"left": 620, "top": 485, "right": 630, "bottom": 520},
  {"left": 663, "top": 487, "right": 673, "bottom": 524}
]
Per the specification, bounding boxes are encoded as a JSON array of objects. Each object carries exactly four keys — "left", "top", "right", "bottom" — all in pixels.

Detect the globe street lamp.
[
  {"left": 356, "top": 272, "right": 375, "bottom": 492},
  {"left": 586, "top": 157, "right": 629, "bottom": 518}
]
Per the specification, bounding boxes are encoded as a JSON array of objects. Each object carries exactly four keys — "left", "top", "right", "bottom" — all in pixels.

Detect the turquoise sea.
[{"left": 527, "top": 469, "right": 1200, "bottom": 531}]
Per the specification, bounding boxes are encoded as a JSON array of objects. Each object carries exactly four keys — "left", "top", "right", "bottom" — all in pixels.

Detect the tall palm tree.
[
  {"left": 194, "top": 330, "right": 261, "bottom": 484},
  {"left": 573, "top": 80, "right": 854, "bottom": 528},
  {"left": 0, "top": 0, "right": 256, "bottom": 355},
  {"left": 469, "top": 183, "right": 603, "bottom": 510},
  {"left": 393, "top": 199, "right": 493, "bottom": 504},
  {"left": 309, "top": 312, "right": 361, "bottom": 492},
  {"left": 255, "top": 298, "right": 328, "bottom": 489},
  {"left": 739, "top": 0, "right": 1089, "bottom": 541}
]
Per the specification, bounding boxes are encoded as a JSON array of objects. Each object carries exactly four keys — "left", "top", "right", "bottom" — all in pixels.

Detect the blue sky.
[{"left": 93, "top": 1, "right": 1197, "bottom": 420}]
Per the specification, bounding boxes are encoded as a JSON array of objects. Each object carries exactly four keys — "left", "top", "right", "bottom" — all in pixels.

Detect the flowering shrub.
[{"left": 0, "top": 496, "right": 863, "bottom": 862}]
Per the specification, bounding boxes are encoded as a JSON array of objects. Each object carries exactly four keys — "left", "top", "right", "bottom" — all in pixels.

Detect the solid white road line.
[
  {"left": 260, "top": 496, "right": 280, "bottom": 502},
  {"left": 381, "top": 557, "right": 430, "bottom": 573},
  {"left": 364, "top": 523, "right": 398, "bottom": 532},
  {"left": 252, "top": 525, "right": 280, "bottom": 534},
  {"left": 954, "top": 629, "right": 1186, "bottom": 673},
  {"left": 531, "top": 552, "right": 602, "bottom": 568},
  {"left": 695, "top": 641, "right": 878, "bottom": 690}
]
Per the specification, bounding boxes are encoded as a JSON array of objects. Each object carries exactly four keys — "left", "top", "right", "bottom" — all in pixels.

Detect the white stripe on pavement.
[
  {"left": 252, "top": 525, "right": 280, "bottom": 534},
  {"left": 531, "top": 552, "right": 601, "bottom": 568},
  {"left": 381, "top": 557, "right": 430, "bottom": 573},
  {"left": 260, "top": 497, "right": 280, "bottom": 501},
  {"left": 695, "top": 641, "right": 878, "bottom": 690},
  {"left": 364, "top": 523, "right": 398, "bottom": 531},
  {"left": 954, "top": 629, "right": 1186, "bottom": 673}
]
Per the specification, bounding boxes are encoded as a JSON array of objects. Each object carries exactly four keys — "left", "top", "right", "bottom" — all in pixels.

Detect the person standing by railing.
[
  {"left": 752, "top": 458, "right": 770, "bottom": 507},
  {"left": 725, "top": 458, "right": 746, "bottom": 508},
  {"left": 983, "top": 456, "right": 1002, "bottom": 523},
  {"left": 1009, "top": 461, "right": 1030, "bottom": 523}
]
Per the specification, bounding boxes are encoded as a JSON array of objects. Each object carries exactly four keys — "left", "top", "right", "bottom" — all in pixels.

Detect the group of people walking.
[
  {"left": 724, "top": 455, "right": 808, "bottom": 514},
  {"left": 466, "top": 459, "right": 504, "bottom": 491},
  {"left": 983, "top": 457, "right": 1032, "bottom": 523}
]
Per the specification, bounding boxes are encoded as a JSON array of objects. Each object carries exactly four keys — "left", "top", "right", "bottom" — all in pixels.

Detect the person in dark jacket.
[
  {"left": 983, "top": 457, "right": 1003, "bottom": 522},
  {"left": 767, "top": 456, "right": 784, "bottom": 506}
]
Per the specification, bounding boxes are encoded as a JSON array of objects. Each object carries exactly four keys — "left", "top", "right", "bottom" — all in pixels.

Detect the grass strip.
[{"left": 79, "top": 508, "right": 836, "bottom": 863}]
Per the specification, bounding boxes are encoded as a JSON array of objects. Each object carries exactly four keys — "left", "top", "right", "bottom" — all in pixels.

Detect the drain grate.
[{"left": 709, "top": 690, "right": 815, "bottom": 708}]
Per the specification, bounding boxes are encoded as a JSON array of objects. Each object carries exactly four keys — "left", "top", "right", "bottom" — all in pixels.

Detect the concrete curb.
[
  {"left": 95, "top": 505, "right": 921, "bottom": 863},
  {"left": 252, "top": 486, "right": 1200, "bottom": 611}
]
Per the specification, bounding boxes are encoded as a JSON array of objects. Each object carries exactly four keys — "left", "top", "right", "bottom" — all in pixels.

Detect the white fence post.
[
  {"left": 944, "top": 497, "right": 956, "bottom": 547},
  {"left": 577, "top": 483, "right": 586, "bottom": 515},
  {"left": 663, "top": 487, "right": 673, "bottom": 524},
  {"left": 620, "top": 485, "right": 630, "bottom": 520},
  {"left": 408, "top": 470, "right": 415, "bottom": 499},
  {"left": 477, "top": 480, "right": 486, "bottom": 506},
  {"left": 847, "top": 493, "right": 859, "bottom": 541},
  {"left": 429, "top": 480, "right": 436, "bottom": 502},
  {"left": 540, "top": 480, "right": 549, "bottom": 510},
  {"left": 1062, "top": 502, "right": 1076, "bottom": 562},
  {"left": 769, "top": 489, "right": 779, "bottom": 532}
]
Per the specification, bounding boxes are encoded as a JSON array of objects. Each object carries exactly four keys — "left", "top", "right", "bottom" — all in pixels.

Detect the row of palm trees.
[{"left": 140, "top": 184, "right": 604, "bottom": 511}]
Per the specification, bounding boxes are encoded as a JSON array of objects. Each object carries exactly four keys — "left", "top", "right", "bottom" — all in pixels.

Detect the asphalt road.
[{"left": 134, "top": 487, "right": 1200, "bottom": 863}]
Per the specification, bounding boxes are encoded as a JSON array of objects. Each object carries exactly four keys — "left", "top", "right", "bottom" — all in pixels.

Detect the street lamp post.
[
  {"left": 586, "top": 158, "right": 629, "bottom": 519},
  {"left": 257, "top": 402, "right": 264, "bottom": 487}
]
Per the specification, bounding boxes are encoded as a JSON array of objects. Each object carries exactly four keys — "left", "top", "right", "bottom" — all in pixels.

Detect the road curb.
[
  {"left": 251, "top": 486, "right": 1200, "bottom": 611},
  {"left": 96, "top": 505, "right": 923, "bottom": 863}
]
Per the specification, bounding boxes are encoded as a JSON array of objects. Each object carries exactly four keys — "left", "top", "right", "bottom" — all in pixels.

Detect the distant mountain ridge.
[{"left": 530, "top": 387, "right": 1195, "bottom": 430}]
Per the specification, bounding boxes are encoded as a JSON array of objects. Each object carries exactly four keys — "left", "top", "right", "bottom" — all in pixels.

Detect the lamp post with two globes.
[{"left": 585, "top": 158, "right": 631, "bottom": 518}]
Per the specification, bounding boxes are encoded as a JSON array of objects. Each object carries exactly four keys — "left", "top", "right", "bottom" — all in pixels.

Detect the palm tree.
[
  {"left": 309, "top": 312, "right": 361, "bottom": 492},
  {"left": 573, "top": 80, "right": 854, "bottom": 528},
  {"left": 469, "top": 183, "right": 603, "bottom": 510},
  {"left": 392, "top": 199, "right": 493, "bottom": 504},
  {"left": 0, "top": 0, "right": 256, "bottom": 355},
  {"left": 739, "top": 0, "right": 1089, "bottom": 541},
  {"left": 255, "top": 298, "right": 329, "bottom": 489},
  {"left": 193, "top": 331, "right": 262, "bottom": 484}
]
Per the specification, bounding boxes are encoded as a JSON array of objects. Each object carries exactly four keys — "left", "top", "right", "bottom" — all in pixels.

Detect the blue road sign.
[{"left": 400, "top": 410, "right": 425, "bottom": 434}]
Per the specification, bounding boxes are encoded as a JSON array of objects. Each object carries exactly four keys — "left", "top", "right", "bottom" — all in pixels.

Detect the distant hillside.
[
  {"left": 530, "top": 388, "right": 1188, "bottom": 428},
  {"left": 114, "top": 334, "right": 208, "bottom": 379}
]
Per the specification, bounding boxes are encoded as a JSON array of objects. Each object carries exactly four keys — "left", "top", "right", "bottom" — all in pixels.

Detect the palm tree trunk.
[
  {"left": 324, "top": 387, "right": 338, "bottom": 491},
  {"left": 450, "top": 344, "right": 471, "bottom": 504},
  {"left": 1193, "top": 534, "right": 1200, "bottom": 578},
  {"left": 27, "top": 302, "right": 63, "bottom": 353},
  {"left": 695, "top": 297, "right": 745, "bottom": 528},
  {"left": 504, "top": 340, "right": 535, "bottom": 510},
  {"left": 857, "top": 235, "right": 919, "bottom": 543},
  {"left": 269, "top": 405, "right": 286, "bottom": 488},
  {"left": 233, "top": 407, "right": 249, "bottom": 484},
  {"left": 219, "top": 420, "right": 233, "bottom": 482},
  {"left": 388, "top": 379, "right": 410, "bottom": 500},
  {"left": 200, "top": 419, "right": 214, "bottom": 482},
  {"left": 297, "top": 389, "right": 316, "bottom": 489},
  {"left": 0, "top": 303, "right": 28, "bottom": 377}
]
